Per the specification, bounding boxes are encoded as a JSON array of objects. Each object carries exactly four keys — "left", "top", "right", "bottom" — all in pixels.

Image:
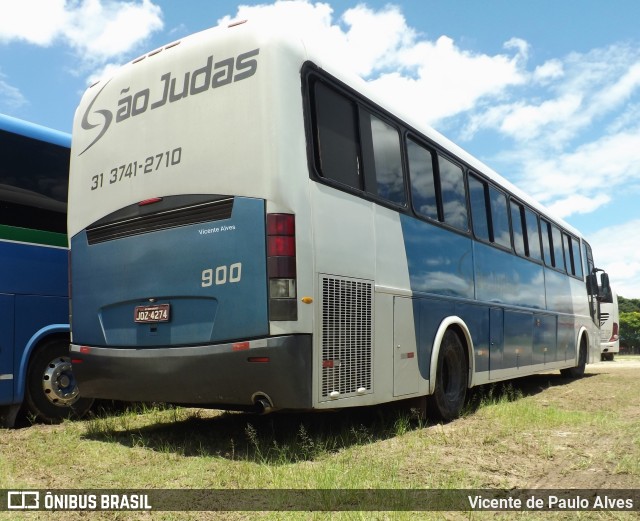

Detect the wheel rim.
[{"left": 42, "top": 356, "right": 80, "bottom": 407}]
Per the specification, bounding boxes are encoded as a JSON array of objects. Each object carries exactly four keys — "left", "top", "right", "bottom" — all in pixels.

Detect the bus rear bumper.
[{"left": 70, "top": 335, "right": 312, "bottom": 410}]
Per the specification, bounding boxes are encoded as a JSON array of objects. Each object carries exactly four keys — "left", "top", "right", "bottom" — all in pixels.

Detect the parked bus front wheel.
[
  {"left": 25, "top": 339, "right": 94, "bottom": 423},
  {"left": 560, "top": 338, "right": 587, "bottom": 379}
]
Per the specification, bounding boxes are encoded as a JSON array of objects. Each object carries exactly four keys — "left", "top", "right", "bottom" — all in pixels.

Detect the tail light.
[
  {"left": 267, "top": 213, "right": 297, "bottom": 321},
  {"left": 610, "top": 322, "right": 619, "bottom": 342}
]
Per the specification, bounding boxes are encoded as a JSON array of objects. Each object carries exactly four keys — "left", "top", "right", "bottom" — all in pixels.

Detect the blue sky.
[{"left": 2, "top": 0, "right": 640, "bottom": 296}]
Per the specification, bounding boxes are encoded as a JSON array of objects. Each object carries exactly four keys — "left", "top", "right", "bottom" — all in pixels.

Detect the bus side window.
[
  {"left": 469, "top": 174, "right": 490, "bottom": 241},
  {"left": 313, "top": 82, "right": 360, "bottom": 189},
  {"left": 488, "top": 186, "right": 511, "bottom": 249},
  {"left": 408, "top": 138, "right": 438, "bottom": 221},
  {"left": 511, "top": 200, "right": 526, "bottom": 256},
  {"left": 551, "top": 224, "right": 566, "bottom": 272},
  {"left": 571, "top": 236, "right": 584, "bottom": 278},
  {"left": 563, "top": 233, "right": 574, "bottom": 275},
  {"left": 540, "top": 219, "right": 553, "bottom": 267},
  {"left": 564, "top": 233, "right": 584, "bottom": 278},
  {"left": 366, "top": 113, "right": 405, "bottom": 205},
  {"left": 438, "top": 155, "right": 468, "bottom": 231},
  {"left": 524, "top": 207, "right": 542, "bottom": 260}
]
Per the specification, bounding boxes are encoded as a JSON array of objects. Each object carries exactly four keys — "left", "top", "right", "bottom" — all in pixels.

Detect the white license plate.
[{"left": 134, "top": 304, "right": 170, "bottom": 323}]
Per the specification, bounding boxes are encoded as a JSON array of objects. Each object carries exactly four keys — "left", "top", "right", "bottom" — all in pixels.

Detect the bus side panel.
[
  {"left": 0, "top": 241, "right": 68, "bottom": 297},
  {"left": 71, "top": 197, "right": 268, "bottom": 347},
  {"left": 0, "top": 295, "right": 15, "bottom": 405},
  {"left": 473, "top": 242, "right": 546, "bottom": 309},
  {"left": 399, "top": 216, "right": 474, "bottom": 299}
]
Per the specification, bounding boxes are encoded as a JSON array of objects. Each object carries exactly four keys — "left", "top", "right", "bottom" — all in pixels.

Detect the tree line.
[{"left": 618, "top": 296, "right": 640, "bottom": 350}]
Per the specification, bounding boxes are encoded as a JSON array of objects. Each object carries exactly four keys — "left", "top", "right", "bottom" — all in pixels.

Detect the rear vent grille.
[
  {"left": 320, "top": 275, "right": 373, "bottom": 400},
  {"left": 87, "top": 198, "right": 233, "bottom": 244}
]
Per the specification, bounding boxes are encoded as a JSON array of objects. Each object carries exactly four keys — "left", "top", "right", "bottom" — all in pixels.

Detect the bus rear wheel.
[
  {"left": 25, "top": 339, "right": 94, "bottom": 423},
  {"left": 427, "top": 329, "right": 468, "bottom": 422}
]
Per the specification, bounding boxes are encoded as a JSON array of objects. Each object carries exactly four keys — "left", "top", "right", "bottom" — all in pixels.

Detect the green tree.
[
  {"left": 618, "top": 296, "right": 640, "bottom": 314},
  {"left": 620, "top": 312, "right": 640, "bottom": 350}
]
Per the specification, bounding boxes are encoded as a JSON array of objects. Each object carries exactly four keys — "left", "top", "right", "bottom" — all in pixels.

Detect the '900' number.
[{"left": 202, "top": 263, "right": 242, "bottom": 287}]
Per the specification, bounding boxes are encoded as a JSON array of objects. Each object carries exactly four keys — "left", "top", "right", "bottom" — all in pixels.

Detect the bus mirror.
[
  {"left": 587, "top": 273, "right": 598, "bottom": 297},
  {"left": 598, "top": 272, "right": 613, "bottom": 303}
]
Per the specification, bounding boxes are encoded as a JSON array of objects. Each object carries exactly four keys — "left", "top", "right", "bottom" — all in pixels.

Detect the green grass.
[{"left": 2, "top": 368, "right": 640, "bottom": 520}]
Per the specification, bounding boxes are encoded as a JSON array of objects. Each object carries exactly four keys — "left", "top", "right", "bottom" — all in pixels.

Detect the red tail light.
[
  {"left": 267, "top": 213, "right": 297, "bottom": 321},
  {"left": 610, "top": 322, "right": 619, "bottom": 342}
]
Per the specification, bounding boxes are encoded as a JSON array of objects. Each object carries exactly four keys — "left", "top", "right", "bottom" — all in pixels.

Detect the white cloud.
[
  {"left": 498, "top": 93, "right": 583, "bottom": 142},
  {"left": 0, "top": 0, "right": 67, "bottom": 45},
  {"left": 590, "top": 220, "right": 640, "bottom": 298},
  {"left": 0, "top": 0, "right": 163, "bottom": 63},
  {"left": 370, "top": 36, "right": 527, "bottom": 124},
  {"left": 533, "top": 59, "right": 564, "bottom": 82},
  {"left": 468, "top": 44, "right": 640, "bottom": 146},
  {"left": 0, "top": 73, "right": 27, "bottom": 110},
  {"left": 64, "top": 0, "right": 164, "bottom": 61},
  {"left": 220, "top": 1, "right": 528, "bottom": 125},
  {"left": 516, "top": 129, "right": 640, "bottom": 209},
  {"left": 546, "top": 194, "right": 611, "bottom": 219}
]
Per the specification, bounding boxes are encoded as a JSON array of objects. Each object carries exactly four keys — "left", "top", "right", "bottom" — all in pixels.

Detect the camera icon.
[{"left": 8, "top": 491, "right": 39, "bottom": 510}]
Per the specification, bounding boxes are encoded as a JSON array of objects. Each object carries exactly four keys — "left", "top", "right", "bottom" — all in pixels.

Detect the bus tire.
[
  {"left": 427, "top": 329, "right": 468, "bottom": 422},
  {"left": 560, "top": 339, "right": 587, "bottom": 379},
  {"left": 25, "top": 339, "right": 94, "bottom": 423}
]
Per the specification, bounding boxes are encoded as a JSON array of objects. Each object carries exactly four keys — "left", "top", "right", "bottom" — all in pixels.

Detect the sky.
[{"left": 1, "top": 0, "right": 640, "bottom": 297}]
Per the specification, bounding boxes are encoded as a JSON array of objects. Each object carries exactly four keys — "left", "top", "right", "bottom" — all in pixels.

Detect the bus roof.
[{"left": 0, "top": 113, "right": 71, "bottom": 148}]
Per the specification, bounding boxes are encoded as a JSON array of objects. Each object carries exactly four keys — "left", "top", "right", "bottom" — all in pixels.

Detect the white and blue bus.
[
  {"left": 0, "top": 114, "right": 93, "bottom": 427},
  {"left": 68, "top": 20, "right": 610, "bottom": 421}
]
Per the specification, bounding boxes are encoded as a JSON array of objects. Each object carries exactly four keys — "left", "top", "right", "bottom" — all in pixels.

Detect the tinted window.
[
  {"left": 571, "top": 237, "right": 584, "bottom": 278},
  {"left": 439, "top": 155, "right": 467, "bottom": 230},
  {"left": 564, "top": 234, "right": 584, "bottom": 278},
  {"left": 489, "top": 186, "right": 511, "bottom": 249},
  {"left": 551, "top": 225, "right": 565, "bottom": 271},
  {"left": 469, "top": 175, "right": 489, "bottom": 241},
  {"left": 313, "top": 82, "right": 360, "bottom": 188},
  {"left": 369, "top": 115, "right": 405, "bottom": 205},
  {"left": 511, "top": 201, "right": 526, "bottom": 256},
  {"left": 563, "top": 234, "right": 573, "bottom": 274},
  {"left": 0, "top": 129, "right": 68, "bottom": 234},
  {"left": 408, "top": 139, "right": 438, "bottom": 221},
  {"left": 524, "top": 208, "right": 542, "bottom": 260},
  {"left": 541, "top": 220, "right": 553, "bottom": 266}
]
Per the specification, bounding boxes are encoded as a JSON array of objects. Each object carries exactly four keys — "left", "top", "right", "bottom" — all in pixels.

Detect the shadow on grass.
[
  {"left": 81, "top": 401, "right": 426, "bottom": 464},
  {"left": 464, "top": 372, "right": 598, "bottom": 415},
  {"left": 81, "top": 372, "right": 598, "bottom": 463}
]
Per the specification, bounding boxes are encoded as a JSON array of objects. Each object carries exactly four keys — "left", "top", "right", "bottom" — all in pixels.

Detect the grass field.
[{"left": 1, "top": 356, "right": 639, "bottom": 520}]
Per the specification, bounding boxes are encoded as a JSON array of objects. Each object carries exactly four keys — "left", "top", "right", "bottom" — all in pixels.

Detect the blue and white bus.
[
  {"left": 0, "top": 114, "right": 93, "bottom": 427},
  {"left": 68, "top": 20, "right": 610, "bottom": 421}
]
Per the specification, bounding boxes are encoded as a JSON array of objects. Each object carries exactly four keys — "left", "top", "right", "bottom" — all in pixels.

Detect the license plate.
[{"left": 134, "top": 304, "right": 170, "bottom": 323}]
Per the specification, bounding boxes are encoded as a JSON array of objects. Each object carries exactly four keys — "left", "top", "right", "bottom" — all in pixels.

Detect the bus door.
[{"left": 0, "top": 295, "right": 15, "bottom": 403}]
